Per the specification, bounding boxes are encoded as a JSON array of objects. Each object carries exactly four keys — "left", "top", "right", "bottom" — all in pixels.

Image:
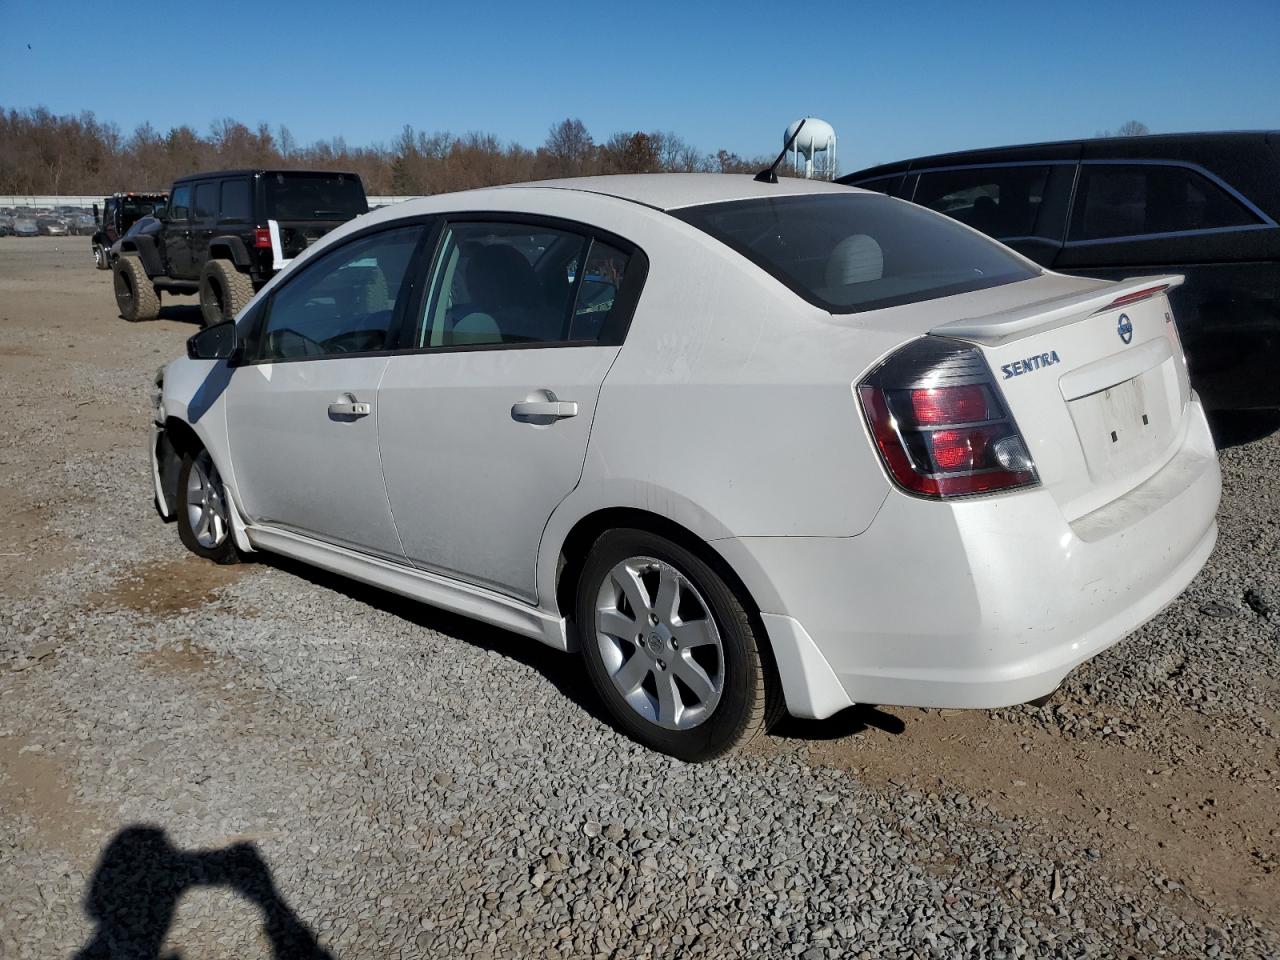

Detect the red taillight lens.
[
  {"left": 858, "top": 337, "right": 1038, "bottom": 499},
  {"left": 254, "top": 227, "right": 272, "bottom": 249}
]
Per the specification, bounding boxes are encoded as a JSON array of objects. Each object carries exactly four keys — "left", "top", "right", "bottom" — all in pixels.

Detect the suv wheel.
[
  {"left": 93, "top": 243, "right": 109, "bottom": 270},
  {"left": 177, "top": 447, "right": 241, "bottom": 564},
  {"left": 113, "top": 255, "right": 160, "bottom": 322},
  {"left": 575, "top": 529, "right": 781, "bottom": 761},
  {"left": 200, "top": 259, "right": 255, "bottom": 328}
]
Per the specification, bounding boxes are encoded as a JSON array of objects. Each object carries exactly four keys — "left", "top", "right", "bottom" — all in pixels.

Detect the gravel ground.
[{"left": 1, "top": 236, "right": 1277, "bottom": 958}]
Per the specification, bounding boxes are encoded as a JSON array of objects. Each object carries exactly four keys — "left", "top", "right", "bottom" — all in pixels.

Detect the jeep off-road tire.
[
  {"left": 200, "top": 259, "right": 255, "bottom": 328},
  {"left": 93, "top": 243, "right": 109, "bottom": 270},
  {"left": 114, "top": 255, "right": 161, "bottom": 322}
]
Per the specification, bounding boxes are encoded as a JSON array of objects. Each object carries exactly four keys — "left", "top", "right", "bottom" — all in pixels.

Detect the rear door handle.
[{"left": 511, "top": 399, "right": 578, "bottom": 422}]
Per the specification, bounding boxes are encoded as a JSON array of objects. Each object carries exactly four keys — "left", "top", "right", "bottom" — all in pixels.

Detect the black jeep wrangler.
[
  {"left": 92, "top": 193, "right": 167, "bottom": 270},
  {"left": 112, "top": 169, "right": 368, "bottom": 326}
]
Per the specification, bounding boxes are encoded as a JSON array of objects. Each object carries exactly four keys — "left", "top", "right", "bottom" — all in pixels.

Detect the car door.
[
  {"left": 224, "top": 221, "right": 429, "bottom": 559},
  {"left": 377, "top": 218, "right": 646, "bottom": 602},
  {"left": 189, "top": 181, "right": 218, "bottom": 276},
  {"left": 165, "top": 184, "right": 194, "bottom": 277},
  {"left": 911, "top": 163, "right": 1075, "bottom": 267}
]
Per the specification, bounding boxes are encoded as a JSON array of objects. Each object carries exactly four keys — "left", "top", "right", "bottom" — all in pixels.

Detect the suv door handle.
[
  {"left": 328, "top": 395, "right": 372, "bottom": 419},
  {"left": 511, "top": 399, "right": 578, "bottom": 422}
]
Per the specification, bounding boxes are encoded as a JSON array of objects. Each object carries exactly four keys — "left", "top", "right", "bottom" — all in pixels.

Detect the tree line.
[{"left": 0, "top": 108, "right": 785, "bottom": 197}]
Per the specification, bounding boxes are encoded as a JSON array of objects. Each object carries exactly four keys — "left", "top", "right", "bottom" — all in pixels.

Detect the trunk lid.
[{"left": 930, "top": 274, "right": 1191, "bottom": 520}]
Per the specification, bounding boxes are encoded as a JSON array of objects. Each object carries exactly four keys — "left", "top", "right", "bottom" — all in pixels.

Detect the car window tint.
[
  {"left": 914, "top": 166, "right": 1053, "bottom": 239},
  {"left": 568, "top": 240, "right": 632, "bottom": 342},
  {"left": 170, "top": 185, "right": 191, "bottom": 221},
  {"left": 220, "top": 180, "right": 251, "bottom": 222},
  {"left": 417, "top": 222, "right": 592, "bottom": 348},
  {"left": 677, "top": 193, "right": 1038, "bottom": 314},
  {"left": 194, "top": 183, "right": 218, "bottom": 221},
  {"left": 257, "top": 225, "right": 421, "bottom": 361},
  {"left": 1068, "top": 164, "right": 1260, "bottom": 241}
]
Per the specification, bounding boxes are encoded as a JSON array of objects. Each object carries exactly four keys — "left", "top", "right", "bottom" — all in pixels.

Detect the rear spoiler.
[{"left": 932, "top": 275, "right": 1184, "bottom": 347}]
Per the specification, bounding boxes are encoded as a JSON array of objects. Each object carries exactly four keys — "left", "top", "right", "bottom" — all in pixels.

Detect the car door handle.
[
  {"left": 511, "top": 399, "right": 578, "bottom": 422},
  {"left": 328, "top": 398, "right": 372, "bottom": 418}
]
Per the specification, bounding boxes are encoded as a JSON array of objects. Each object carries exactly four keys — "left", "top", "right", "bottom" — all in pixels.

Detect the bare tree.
[{"left": 543, "top": 118, "right": 594, "bottom": 177}]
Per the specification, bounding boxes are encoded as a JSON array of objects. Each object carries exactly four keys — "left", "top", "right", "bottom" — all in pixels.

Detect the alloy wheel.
[
  {"left": 185, "top": 450, "right": 230, "bottom": 549},
  {"left": 594, "top": 556, "right": 725, "bottom": 730}
]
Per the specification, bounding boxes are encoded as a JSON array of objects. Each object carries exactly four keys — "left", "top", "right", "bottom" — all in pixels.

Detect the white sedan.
[{"left": 152, "top": 174, "right": 1220, "bottom": 760}]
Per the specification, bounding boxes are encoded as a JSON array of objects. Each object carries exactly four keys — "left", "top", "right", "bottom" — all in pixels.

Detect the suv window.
[
  {"left": 854, "top": 176, "right": 901, "bottom": 196},
  {"left": 169, "top": 185, "right": 191, "bottom": 221},
  {"left": 1068, "top": 163, "right": 1260, "bottom": 242},
  {"left": 914, "top": 165, "right": 1053, "bottom": 239},
  {"left": 263, "top": 173, "right": 366, "bottom": 220},
  {"left": 417, "top": 222, "right": 633, "bottom": 348},
  {"left": 220, "top": 180, "right": 251, "bottom": 223},
  {"left": 677, "top": 193, "right": 1038, "bottom": 314},
  {"left": 256, "top": 225, "right": 422, "bottom": 361},
  {"left": 194, "top": 183, "right": 218, "bottom": 221}
]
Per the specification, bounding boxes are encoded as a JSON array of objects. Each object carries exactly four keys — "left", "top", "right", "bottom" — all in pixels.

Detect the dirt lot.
[{"left": 1, "top": 235, "right": 1278, "bottom": 958}]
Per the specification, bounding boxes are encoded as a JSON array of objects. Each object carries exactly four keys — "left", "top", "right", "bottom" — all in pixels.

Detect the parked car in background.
[
  {"left": 12, "top": 218, "right": 38, "bottom": 237},
  {"left": 0, "top": 217, "right": 12, "bottom": 237},
  {"left": 72, "top": 213, "right": 98, "bottom": 236},
  {"left": 114, "top": 169, "right": 368, "bottom": 326},
  {"left": 92, "top": 193, "right": 167, "bottom": 269},
  {"left": 37, "top": 217, "right": 69, "bottom": 237},
  {"left": 839, "top": 132, "right": 1280, "bottom": 410},
  {"left": 153, "top": 174, "right": 1219, "bottom": 760}
]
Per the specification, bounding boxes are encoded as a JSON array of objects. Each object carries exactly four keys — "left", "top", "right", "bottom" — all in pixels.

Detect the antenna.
[{"left": 754, "top": 119, "right": 806, "bottom": 184}]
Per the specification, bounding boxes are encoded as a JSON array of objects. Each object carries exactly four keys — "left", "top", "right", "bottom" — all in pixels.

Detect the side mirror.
[
  {"left": 92, "top": 203, "right": 100, "bottom": 222},
  {"left": 187, "top": 321, "right": 242, "bottom": 362}
]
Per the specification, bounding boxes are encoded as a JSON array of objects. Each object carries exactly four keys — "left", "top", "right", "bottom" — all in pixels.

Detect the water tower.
[{"left": 785, "top": 117, "right": 837, "bottom": 180}]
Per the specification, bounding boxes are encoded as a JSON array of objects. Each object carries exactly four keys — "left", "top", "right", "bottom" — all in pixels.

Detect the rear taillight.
[
  {"left": 857, "top": 337, "right": 1039, "bottom": 499},
  {"left": 253, "top": 227, "right": 272, "bottom": 249}
]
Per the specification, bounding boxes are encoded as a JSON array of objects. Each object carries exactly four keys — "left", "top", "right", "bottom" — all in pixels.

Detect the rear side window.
[
  {"left": 677, "top": 193, "right": 1038, "bottom": 314},
  {"left": 914, "top": 165, "right": 1053, "bottom": 240},
  {"left": 256, "top": 225, "right": 422, "bottom": 361},
  {"left": 220, "top": 180, "right": 251, "bottom": 223},
  {"left": 1068, "top": 163, "right": 1260, "bottom": 241},
  {"left": 194, "top": 183, "right": 218, "bottom": 221},
  {"left": 416, "top": 222, "right": 634, "bottom": 348}
]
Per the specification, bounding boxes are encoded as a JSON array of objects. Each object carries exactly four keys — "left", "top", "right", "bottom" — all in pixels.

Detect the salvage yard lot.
[{"left": 1, "top": 235, "right": 1278, "bottom": 957}]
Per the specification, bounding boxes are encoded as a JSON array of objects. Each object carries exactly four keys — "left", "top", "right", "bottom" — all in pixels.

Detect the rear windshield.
[
  {"left": 263, "top": 173, "right": 367, "bottom": 221},
  {"left": 675, "top": 193, "right": 1038, "bottom": 313}
]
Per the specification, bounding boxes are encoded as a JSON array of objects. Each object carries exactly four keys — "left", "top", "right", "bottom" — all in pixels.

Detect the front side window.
[
  {"left": 677, "top": 193, "right": 1038, "bottom": 314},
  {"left": 1068, "top": 163, "right": 1260, "bottom": 242},
  {"left": 169, "top": 185, "right": 191, "bottom": 221},
  {"left": 194, "top": 183, "right": 218, "bottom": 221},
  {"left": 256, "top": 225, "right": 422, "bottom": 361},
  {"left": 914, "top": 165, "right": 1053, "bottom": 239},
  {"left": 416, "top": 222, "right": 633, "bottom": 348}
]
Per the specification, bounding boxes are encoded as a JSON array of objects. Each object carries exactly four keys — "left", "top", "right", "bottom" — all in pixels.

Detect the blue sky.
[{"left": 1, "top": 0, "right": 1276, "bottom": 172}]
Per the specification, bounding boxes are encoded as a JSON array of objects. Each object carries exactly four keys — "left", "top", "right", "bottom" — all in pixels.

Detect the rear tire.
[
  {"left": 113, "top": 255, "right": 160, "bottom": 321},
  {"left": 176, "top": 447, "right": 241, "bottom": 565},
  {"left": 200, "top": 259, "right": 254, "bottom": 328},
  {"left": 575, "top": 528, "right": 781, "bottom": 761}
]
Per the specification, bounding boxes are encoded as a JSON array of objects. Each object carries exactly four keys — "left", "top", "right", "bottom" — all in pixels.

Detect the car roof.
[
  {"left": 172, "top": 168, "right": 361, "bottom": 183},
  {"left": 841, "top": 130, "right": 1280, "bottom": 181},
  {"left": 509, "top": 173, "right": 858, "bottom": 212}
]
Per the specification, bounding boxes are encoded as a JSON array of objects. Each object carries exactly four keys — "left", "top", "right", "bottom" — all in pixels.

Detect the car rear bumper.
[{"left": 722, "top": 401, "right": 1221, "bottom": 717}]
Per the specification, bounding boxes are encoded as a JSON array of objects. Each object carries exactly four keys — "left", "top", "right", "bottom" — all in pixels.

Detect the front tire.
[
  {"left": 93, "top": 243, "right": 109, "bottom": 270},
  {"left": 200, "top": 259, "right": 254, "bottom": 328},
  {"left": 576, "top": 528, "right": 780, "bottom": 761},
  {"left": 113, "top": 255, "right": 160, "bottom": 321},
  {"left": 177, "top": 448, "right": 241, "bottom": 564}
]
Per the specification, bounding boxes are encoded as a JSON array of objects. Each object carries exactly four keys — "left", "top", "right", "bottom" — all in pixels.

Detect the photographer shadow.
[{"left": 73, "top": 825, "right": 331, "bottom": 960}]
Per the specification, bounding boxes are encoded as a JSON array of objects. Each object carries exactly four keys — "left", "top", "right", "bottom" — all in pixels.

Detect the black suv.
[
  {"left": 92, "top": 193, "right": 167, "bottom": 270},
  {"left": 839, "top": 132, "right": 1280, "bottom": 410},
  {"left": 112, "top": 169, "right": 368, "bottom": 326}
]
